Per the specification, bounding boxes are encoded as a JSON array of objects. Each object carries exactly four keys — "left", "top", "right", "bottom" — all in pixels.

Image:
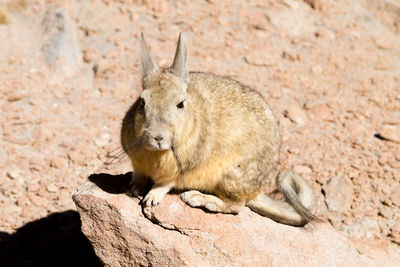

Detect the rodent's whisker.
[
  {"left": 86, "top": 146, "right": 123, "bottom": 170},
  {"left": 93, "top": 147, "right": 127, "bottom": 173}
]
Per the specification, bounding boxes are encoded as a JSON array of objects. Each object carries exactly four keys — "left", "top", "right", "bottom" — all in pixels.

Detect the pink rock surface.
[{"left": 73, "top": 173, "right": 400, "bottom": 267}]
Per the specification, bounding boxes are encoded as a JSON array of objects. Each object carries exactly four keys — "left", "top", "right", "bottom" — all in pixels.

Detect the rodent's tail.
[{"left": 247, "top": 170, "right": 316, "bottom": 226}]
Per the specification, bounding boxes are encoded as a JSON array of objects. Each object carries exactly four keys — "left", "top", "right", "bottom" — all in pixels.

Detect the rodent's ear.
[
  {"left": 170, "top": 32, "right": 189, "bottom": 83},
  {"left": 139, "top": 32, "right": 157, "bottom": 79}
]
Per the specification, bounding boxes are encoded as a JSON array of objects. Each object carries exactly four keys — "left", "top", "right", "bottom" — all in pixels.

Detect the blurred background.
[{"left": 0, "top": 0, "right": 399, "bottom": 264}]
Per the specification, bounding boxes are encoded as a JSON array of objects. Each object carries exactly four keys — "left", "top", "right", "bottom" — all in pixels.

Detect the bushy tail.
[{"left": 247, "top": 169, "right": 316, "bottom": 226}]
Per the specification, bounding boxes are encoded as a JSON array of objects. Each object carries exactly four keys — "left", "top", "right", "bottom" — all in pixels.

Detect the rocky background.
[{"left": 0, "top": 0, "right": 399, "bottom": 264}]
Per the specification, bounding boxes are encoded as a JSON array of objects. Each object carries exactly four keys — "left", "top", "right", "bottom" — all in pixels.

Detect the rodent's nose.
[{"left": 154, "top": 135, "right": 163, "bottom": 142}]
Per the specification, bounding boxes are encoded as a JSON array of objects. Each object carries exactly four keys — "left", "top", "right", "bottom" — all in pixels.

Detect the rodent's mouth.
[{"left": 144, "top": 142, "right": 171, "bottom": 151}]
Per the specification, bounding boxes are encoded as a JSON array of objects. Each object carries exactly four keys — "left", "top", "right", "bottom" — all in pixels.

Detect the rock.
[
  {"left": 293, "top": 165, "right": 312, "bottom": 176},
  {"left": 244, "top": 49, "right": 281, "bottom": 67},
  {"left": 50, "top": 156, "right": 68, "bottom": 169},
  {"left": 284, "top": 106, "right": 308, "bottom": 126},
  {"left": 324, "top": 176, "right": 353, "bottom": 212},
  {"left": 310, "top": 104, "right": 332, "bottom": 121},
  {"left": 82, "top": 47, "right": 98, "bottom": 63},
  {"left": 378, "top": 125, "right": 400, "bottom": 143},
  {"left": 58, "top": 189, "right": 72, "bottom": 207},
  {"left": 73, "top": 173, "right": 400, "bottom": 266},
  {"left": 390, "top": 184, "right": 400, "bottom": 207},
  {"left": 374, "top": 35, "right": 395, "bottom": 50},
  {"left": 6, "top": 166, "right": 23, "bottom": 180},
  {"left": 311, "top": 65, "right": 323, "bottom": 74},
  {"left": 68, "top": 150, "right": 86, "bottom": 166},
  {"left": 340, "top": 217, "right": 381, "bottom": 239},
  {"left": 94, "top": 133, "right": 111, "bottom": 147},
  {"left": 247, "top": 10, "right": 268, "bottom": 31},
  {"left": 268, "top": 87, "right": 283, "bottom": 99},
  {"left": 46, "top": 183, "right": 59, "bottom": 193}
]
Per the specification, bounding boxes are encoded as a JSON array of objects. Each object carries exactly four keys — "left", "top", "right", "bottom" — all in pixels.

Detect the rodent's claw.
[{"left": 143, "top": 187, "right": 168, "bottom": 206}]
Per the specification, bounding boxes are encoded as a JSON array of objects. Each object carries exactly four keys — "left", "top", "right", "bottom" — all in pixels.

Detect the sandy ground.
[{"left": 0, "top": 0, "right": 399, "bottom": 255}]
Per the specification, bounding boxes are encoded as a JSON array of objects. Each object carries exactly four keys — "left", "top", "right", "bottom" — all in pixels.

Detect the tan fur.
[{"left": 121, "top": 33, "right": 317, "bottom": 226}]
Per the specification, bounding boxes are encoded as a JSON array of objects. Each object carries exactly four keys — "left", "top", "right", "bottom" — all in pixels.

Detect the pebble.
[
  {"left": 27, "top": 183, "right": 40, "bottom": 192},
  {"left": 46, "top": 183, "right": 59, "bottom": 193},
  {"left": 390, "top": 185, "right": 400, "bottom": 207},
  {"left": 324, "top": 176, "right": 353, "bottom": 212},
  {"left": 17, "top": 194, "right": 30, "bottom": 207},
  {"left": 82, "top": 47, "right": 98, "bottom": 63},
  {"left": 340, "top": 217, "right": 381, "bottom": 239},
  {"left": 284, "top": 106, "right": 308, "bottom": 126},
  {"left": 268, "top": 87, "right": 283, "bottom": 99},
  {"left": 50, "top": 156, "right": 68, "bottom": 169},
  {"left": 58, "top": 189, "right": 71, "bottom": 206},
  {"left": 378, "top": 125, "right": 400, "bottom": 143},
  {"left": 310, "top": 104, "right": 331, "bottom": 121},
  {"left": 374, "top": 35, "right": 395, "bottom": 50},
  {"left": 68, "top": 150, "right": 86, "bottom": 166},
  {"left": 6, "top": 166, "right": 23, "bottom": 180},
  {"left": 311, "top": 65, "right": 323, "bottom": 74},
  {"left": 293, "top": 165, "right": 312, "bottom": 176},
  {"left": 248, "top": 10, "right": 268, "bottom": 31},
  {"left": 95, "top": 133, "right": 111, "bottom": 147}
]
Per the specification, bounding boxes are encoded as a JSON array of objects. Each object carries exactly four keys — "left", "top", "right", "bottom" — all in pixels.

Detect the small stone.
[
  {"left": 315, "top": 27, "right": 335, "bottom": 40},
  {"left": 58, "top": 189, "right": 71, "bottom": 206},
  {"left": 95, "top": 133, "right": 111, "bottom": 147},
  {"left": 311, "top": 65, "right": 323, "bottom": 74},
  {"left": 284, "top": 106, "right": 308, "bottom": 126},
  {"left": 379, "top": 206, "right": 394, "bottom": 219},
  {"left": 390, "top": 184, "right": 400, "bottom": 207},
  {"left": 374, "top": 36, "right": 395, "bottom": 50},
  {"left": 82, "top": 47, "right": 97, "bottom": 63},
  {"left": 50, "top": 156, "right": 68, "bottom": 169},
  {"left": 68, "top": 150, "right": 86, "bottom": 166},
  {"left": 4, "top": 203, "right": 22, "bottom": 217},
  {"left": 341, "top": 217, "right": 381, "bottom": 239},
  {"left": 27, "top": 192, "right": 46, "bottom": 206},
  {"left": 392, "top": 222, "right": 400, "bottom": 235},
  {"left": 27, "top": 183, "right": 40, "bottom": 192},
  {"left": 310, "top": 104, "right": 331, "bottom": 121},
  {"left": 395, "top": 148, "right": 400, "bottom": 161},
  {"left": 268, "top": 87, "right": 283, "bottom": 99},
  {"left": 293, "top": 165, "right": 312, "bottom": 176},
  {"left": 17, "top": 194, "right": 30, "bottom": 207},
  {"left": 378, "top": 125, "right": 400, "bottom": 143},
  {"left": 6, "top": 166, "right": 23, "bottom": 180},
  {"left": 324, "top": 176, "right": 353, "bottom": 212},
  {"left": 375, "top": 56, "right": 390, "bottom": 70},
  {"left": 248, "top": 10, "right": 268, "bottom": 30},
  {"left": 46, "top": 183, "right": 59, "bottom": 193},
  {"left": 7, "top": 90, "right": 29, "bottom": 102}
]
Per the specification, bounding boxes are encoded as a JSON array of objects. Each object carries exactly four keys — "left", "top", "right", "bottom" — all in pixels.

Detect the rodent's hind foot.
[{"left": 180, "top": 190, "right": 242, "bottom": 214}]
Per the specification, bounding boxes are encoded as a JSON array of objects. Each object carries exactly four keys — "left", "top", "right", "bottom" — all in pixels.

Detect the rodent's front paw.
[{"left": 143, "top": 189, "right": 166, "bottom": 206}]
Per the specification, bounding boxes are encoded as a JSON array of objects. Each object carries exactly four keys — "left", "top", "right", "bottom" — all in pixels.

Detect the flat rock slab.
[{"left": 73, "top": 173, "right": 400, "bottom": 267}]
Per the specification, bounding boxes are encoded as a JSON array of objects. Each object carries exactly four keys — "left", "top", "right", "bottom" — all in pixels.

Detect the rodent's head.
[{"left": 133, "top": 33, "right": 190, "bottom": 152}]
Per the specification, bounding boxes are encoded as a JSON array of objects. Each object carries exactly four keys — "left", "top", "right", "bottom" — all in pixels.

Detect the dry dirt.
[{"left": 0, "top": 0, "right": 399, "bottom": 258}]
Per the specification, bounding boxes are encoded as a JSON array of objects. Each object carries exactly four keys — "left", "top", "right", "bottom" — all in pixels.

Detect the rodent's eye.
[{"left": 177, "top": 100, "right": 185, "bottom": 109}]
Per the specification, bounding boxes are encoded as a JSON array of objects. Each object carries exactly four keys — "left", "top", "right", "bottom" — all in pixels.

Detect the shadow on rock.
[
  {"left": 88, "top": 172, "right": 132, "bottom": 194},
  {"left": 0, "top": 210, "right": 102, "bottom": 267}
]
